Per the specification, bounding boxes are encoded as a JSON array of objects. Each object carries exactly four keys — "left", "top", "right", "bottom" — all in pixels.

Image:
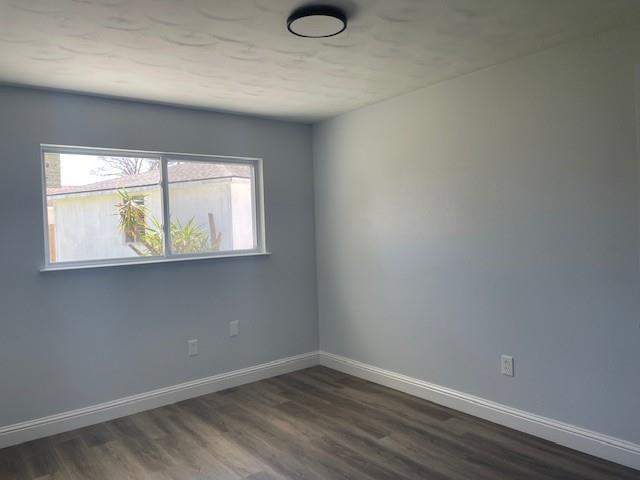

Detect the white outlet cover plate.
[
  {"left": 230, "top": 321, "right": 239, "bottom": 337},
  {"left": 501, "top": 355, "right": 514, "bottom": 377}
]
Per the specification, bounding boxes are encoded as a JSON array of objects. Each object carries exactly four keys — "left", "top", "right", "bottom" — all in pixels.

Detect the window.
[{"left": 42, "top": 146, "right": 265, "bottom": 269}]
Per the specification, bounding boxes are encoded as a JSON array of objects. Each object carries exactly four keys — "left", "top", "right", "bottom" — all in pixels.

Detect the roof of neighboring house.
[{"left": 47, "top": 162, "right": 251, "bottom": 196}]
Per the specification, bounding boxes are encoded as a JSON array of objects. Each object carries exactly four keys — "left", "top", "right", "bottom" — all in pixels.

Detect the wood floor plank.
[
  {"left": 0, "top": 445, "right": 29, "bottom": 480},
  {"left": 54, "top": 437, "right": 108, "bottom": 480},
  {"left": 18, "top": 438, "right": 62, "bottom": 480},
  {"left": 169, "top": 400, "right": 280, "bottom": 479},
  {"left": 268, "top": 376, "right": 496, "bottom": 479},
  {"left": 222, "top": 388, "right": 397, "bottom": 480},
  {"left": 1, "top": 366, "right": 637, "bottom": 480},
  {"left": 200, "top": 401, "right": 358, "bottom": 480}
]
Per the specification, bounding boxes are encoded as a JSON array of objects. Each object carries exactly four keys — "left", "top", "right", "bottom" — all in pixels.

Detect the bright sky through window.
[{"left": 59, "top": 154, "right": 157, "bottom": 186}]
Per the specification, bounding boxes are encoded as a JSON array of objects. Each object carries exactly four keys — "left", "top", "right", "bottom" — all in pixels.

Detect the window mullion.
[{"left": 160, "top": 156, "right": 172, "bottom": 257}]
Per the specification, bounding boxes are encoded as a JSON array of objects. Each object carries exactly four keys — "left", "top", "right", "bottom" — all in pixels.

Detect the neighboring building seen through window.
[{"left": 42, "top": 148, "right": 263, "bottom": 267}]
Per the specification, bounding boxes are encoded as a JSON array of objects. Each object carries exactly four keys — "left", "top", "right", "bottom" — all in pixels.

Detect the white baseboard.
[
  {"left": 0, "top": 351, "right": 319, "bottom": 449},
  {"left": 319, "top": 350, "right": 640, "bottom": 471},
  {"left": 3, "top": 349, "right": 637, "bottom": 472}
]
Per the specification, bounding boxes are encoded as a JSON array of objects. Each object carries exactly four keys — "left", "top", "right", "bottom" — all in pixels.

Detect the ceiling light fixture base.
[{"left": 287, "top": 5, "right": 347, "bottom": 38}]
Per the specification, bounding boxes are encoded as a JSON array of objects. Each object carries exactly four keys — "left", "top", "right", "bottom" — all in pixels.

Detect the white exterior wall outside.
[{"left": 51, "top": 177, "right": 252, "bottom": 262}]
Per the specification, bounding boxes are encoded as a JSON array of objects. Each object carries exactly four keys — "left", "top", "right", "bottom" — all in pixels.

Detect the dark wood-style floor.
[{"left": 1, "top": 366, "right": 638, "bottom": 480}]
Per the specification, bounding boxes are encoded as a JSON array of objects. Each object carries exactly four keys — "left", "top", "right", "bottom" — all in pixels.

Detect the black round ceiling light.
[{"left": 287, "top": 5, "right": 347, "bottom": 38}]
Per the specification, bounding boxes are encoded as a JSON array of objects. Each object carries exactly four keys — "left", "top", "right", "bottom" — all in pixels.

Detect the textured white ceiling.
[{"left": 1, "top": 0, "right": 639, "bottom": 121}]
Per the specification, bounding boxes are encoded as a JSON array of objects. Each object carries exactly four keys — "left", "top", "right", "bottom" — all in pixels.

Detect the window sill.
[{"left": 40, "top": 251, "right": 272, "bottom": 272}]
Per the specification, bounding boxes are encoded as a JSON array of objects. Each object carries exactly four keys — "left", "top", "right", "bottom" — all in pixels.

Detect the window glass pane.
[
  {"left": 167, "top": 159, "right": 255, "bottom": 255},
  {"left": 44, "top": 152, "right": 163, "bottom": 263}
]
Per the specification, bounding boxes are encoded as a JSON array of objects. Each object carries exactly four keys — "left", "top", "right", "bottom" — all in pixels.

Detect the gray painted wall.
[
  {"left": 0, "top": 87, "right": 318, "bottom": 426},
  {"left": 313, "top": 27, "right": 640, "bottom": 443}
]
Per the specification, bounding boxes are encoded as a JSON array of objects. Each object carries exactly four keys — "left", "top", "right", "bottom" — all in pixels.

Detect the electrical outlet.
[
  {"left": 188, "top": 339, "right": 198, "bottom": 356},
  {"left": 230, "top": 320, "right": 239, "bottom": 337},
  {"left": 501, "top": 355, "right": 514, "bottom": 377}
]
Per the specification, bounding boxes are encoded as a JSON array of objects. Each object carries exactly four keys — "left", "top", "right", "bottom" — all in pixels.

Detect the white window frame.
[{"left": 40, "top": 145, "right": 268, "bottom": 271}]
